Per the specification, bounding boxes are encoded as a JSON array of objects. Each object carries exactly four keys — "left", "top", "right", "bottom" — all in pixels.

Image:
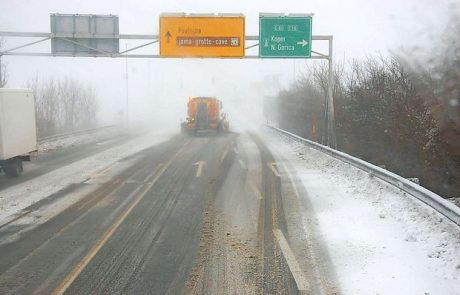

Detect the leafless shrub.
[
  {"left": 27, "top": 76, "right": 98, "bottom": 137},
  {"left": 273, "top": 54, "right": 457, "bottom": 197},
  {"left": 274, "top": 74, "right": 325, "bottom": 141},
  {"left": 340, "top": 56, "right": 438, "bottom": 177},
  {"left": 397, "top": 14, "right": 460, "bottom": 196},
  {"left": 268, "top": 61, "right": 345, "bottom": 143},
  {"left": 271, "top": 14, "right": 460, "bottom": 197}
]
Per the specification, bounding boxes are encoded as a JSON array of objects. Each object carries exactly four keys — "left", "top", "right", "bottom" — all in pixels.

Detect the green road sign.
[{"left": 259, "top": 14, "right": 312, "bottom": 58}]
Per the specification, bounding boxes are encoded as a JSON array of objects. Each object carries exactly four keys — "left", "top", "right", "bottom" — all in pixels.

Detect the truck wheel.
[
  {"left": 4, "top": 158, "right": 23, "bottom": 177},
  {"left": 217, "top": 122, "right": 223, "bottom": 134}
]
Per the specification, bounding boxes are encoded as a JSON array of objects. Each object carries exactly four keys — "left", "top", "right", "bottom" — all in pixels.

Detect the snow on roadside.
[
  {"left": 264, "top": 132, "right": 460, "bottom": 295},
  {"left": 0, "top": 130, "right": 175, "bottom": 225},
  {"left": 448, "top": 197, "right": 460, "bottom": 207},
  {"left": 38, "top": 127, "right": 122, "bottom": 152}
]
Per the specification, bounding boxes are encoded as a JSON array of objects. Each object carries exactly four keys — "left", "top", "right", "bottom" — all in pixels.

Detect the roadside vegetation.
[
  {"left": 268, "top": 16, "right": 460, "bottom": 198},
  {"left": 27, "top": 77, "right": 99, "bottom": 137},
  {"left": 2, "top": 39, "right": 99, "bottom": 137}
]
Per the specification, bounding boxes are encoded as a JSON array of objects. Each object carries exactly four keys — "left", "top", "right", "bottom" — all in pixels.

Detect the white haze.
[{"left": 0, "top": 0, "right": 458, "bottom": 131}]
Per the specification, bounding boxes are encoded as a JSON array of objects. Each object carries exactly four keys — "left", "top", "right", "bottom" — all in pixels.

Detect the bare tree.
[
  {"left": 270, "top": 60, "right": 348, "bottom": 144},
  {"left": 308, "top": 60, "right": 345, "bottom": 99},
  {"left": 273, "top": 54, "right": 453, "bottom": 196},
  {"left": 27, "top": 76, "right": 99, "bottom": 137},
  {"left": 307, "top": 60, "right": 345, "bottom": 144},
  {"left": 428, "top": 14, "right": 460, "bottom": 197},
  {"left": 272, "top": 73, "right": 326, "bottom": 141},
  {"left": 340, "top": 56, "right": 439, "bottom": 172}
]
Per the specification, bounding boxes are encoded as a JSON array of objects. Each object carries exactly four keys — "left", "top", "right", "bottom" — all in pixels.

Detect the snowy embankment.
[
  {"left": 265, "top": 132, "right": 460, "bottom": 295},
  {"left": 0, "top": 130, "right": 175, "bottom": 226}
]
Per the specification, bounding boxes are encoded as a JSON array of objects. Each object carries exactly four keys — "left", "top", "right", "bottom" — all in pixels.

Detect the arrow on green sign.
[{"left": 297, "top": 40, "right": 309, "bottom": 47}]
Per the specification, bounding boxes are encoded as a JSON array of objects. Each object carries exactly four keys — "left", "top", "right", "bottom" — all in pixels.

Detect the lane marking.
[
  {"left": 267, "top": 162, "right": 280, "bottom": 177},
  {"left": 271, "top": 180, "right": 280, "bottom": 232},
  {"left": 144, "top": 163, "right": 163, "bottom": 183},
  {"left": 273, "top": 229, "right": 310, "bottom": 292},
  {"left": 279, "top": 160, "right": 330, "bottom": 295},
  {"left": 5, "top": 140, "right": 191, "bottom": 285},
  {"left": 88, "top": 162, "right": 117, "bottom": 179},
  {"left": 238, "top": 159, "right": 247, "bottom": 170},
  {"left": 219, "top": 147, "right": 228, "bottom": 164},
  {"left": 52, "top": 145, "right": 186, "bottom": 295},
  {"left": 193, "top": 161, "right": 206, "bottom": 178},
  {"left": 250, "top": 181, "right": 263, "bottom": 200}
]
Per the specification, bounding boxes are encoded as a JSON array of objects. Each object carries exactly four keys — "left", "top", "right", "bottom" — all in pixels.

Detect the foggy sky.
[{"left": 0, "top": 0, "right": 458, "bottom": 128}]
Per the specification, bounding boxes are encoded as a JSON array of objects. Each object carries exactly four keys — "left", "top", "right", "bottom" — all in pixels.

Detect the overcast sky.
[{"left": 0, "top": 0, "right": 458, "bottom": 127}]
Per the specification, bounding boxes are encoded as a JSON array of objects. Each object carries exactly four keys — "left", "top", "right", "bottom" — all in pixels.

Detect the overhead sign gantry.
[
  {"left": 0, "top": 12, "right": 329, "bottom": 60},
  {"left": 0, "top": 12, "right": 336, "bottom": 148}
]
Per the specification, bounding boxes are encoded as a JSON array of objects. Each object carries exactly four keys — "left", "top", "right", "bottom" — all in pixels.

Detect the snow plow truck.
[{"left": 181, "top": 96, "right": 229, "bottom": 135}]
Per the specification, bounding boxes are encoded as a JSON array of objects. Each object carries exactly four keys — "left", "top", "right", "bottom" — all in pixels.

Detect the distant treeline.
[
  {"left": 266, "top": 16, "right": 460, "bottom": 198},
  {"left": 27, "top": 77, "right": 99, "bottom": 137}
]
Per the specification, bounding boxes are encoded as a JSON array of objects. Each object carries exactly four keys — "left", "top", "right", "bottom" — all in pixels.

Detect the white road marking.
[
  {"left": 87, "top": 162, "right": 116, "bottom": 180},
  {"left": 220, "top": 148, "right": 228, "bottom": 164},
  {"left": 238, "top": 159, "right": 247, "bottom": 170},
  {"left": 193, "top": 161, "right": 206, "bottom": 178},
  {"left": 250, "top": 182, "right": 263, "bottom": 200},
  {"left": 273, "top": 229, "right": 310, "bottom": 292},
  {"left": 267, "top": 162, "right": 281, "bottom": 177},
  {"left": 279, "top": 160, "right": 329, "bottom": 295}
]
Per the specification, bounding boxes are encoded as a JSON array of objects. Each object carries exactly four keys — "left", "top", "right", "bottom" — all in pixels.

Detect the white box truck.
[{"left": 0, "top": 88, "right": 37, "bottom": 177}]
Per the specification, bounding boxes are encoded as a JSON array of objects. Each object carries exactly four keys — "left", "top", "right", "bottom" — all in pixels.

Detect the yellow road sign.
[{"left": 160, "top": 14, "right": 245, "bottom": 58}]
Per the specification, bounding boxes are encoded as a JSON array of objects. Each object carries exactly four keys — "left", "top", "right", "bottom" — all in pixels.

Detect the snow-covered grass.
[
  {"left": 0, "top": 130, "right": 175, "bottom": 226},
  {"left": 449, "top": 197, "right": 460, "bottom": 207},
  {"left": 264, "top": 132, "right": 460, "bottom": 295}
]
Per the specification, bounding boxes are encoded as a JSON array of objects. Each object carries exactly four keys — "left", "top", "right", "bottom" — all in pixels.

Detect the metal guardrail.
[
  {"left": 38, "top": 125, "right": 117, "bottom": 143},
  {"left": 267, "top": 125, "right": 460, "bottom": 227}
]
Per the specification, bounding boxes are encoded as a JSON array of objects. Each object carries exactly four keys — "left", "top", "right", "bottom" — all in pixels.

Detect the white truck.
[{"left": 0, "top": 89, "right": 37, "bottom": 177}]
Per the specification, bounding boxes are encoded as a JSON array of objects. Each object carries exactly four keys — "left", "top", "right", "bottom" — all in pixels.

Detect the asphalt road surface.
[
  {"left": 0, "top": 134, "right": 133, "bottom": 192},
  {"left": 0, "top": 132, "right": 334, "bottom": 294}
]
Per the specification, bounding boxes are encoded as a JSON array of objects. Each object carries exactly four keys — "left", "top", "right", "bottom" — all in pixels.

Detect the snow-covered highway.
[{"left": 0, "top": 128, "right": 458, "bottom": 294}]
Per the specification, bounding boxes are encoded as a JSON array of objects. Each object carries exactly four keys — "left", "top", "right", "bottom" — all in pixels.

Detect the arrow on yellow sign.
[{"left": 165, "top": 31, "right": 172, "bottom": 43}]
